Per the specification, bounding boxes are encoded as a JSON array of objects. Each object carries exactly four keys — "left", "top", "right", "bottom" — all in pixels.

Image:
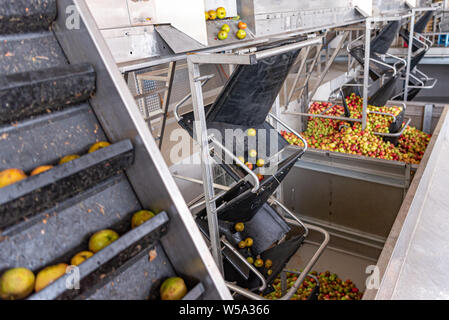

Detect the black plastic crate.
[{"left": 213, "top": 150, "right": 302, "bottom": 222}]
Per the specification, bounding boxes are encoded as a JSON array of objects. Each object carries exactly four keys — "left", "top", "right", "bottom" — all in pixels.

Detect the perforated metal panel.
[
  {"left": 130, "top": 62, "right": 227, "bottom": 123},
  {"left": 133, "top": 68, "right": 166, "bottom": 119}
]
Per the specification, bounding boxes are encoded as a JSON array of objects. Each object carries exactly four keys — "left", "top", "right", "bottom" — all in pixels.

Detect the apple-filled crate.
[{"left": 282, "top": 94, "right": 431, "bottom": 165}]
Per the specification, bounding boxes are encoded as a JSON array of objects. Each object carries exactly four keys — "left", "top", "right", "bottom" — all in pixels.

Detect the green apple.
[
  {"left": 160, "top": 277, "right": 187, "bottom": 300},
  {"left": 217, "top": 30, "right": 228, "bottom": 40},
  {"left": 221, "top": 24, "right": 230, "bottom": 33},
  {"left": 216, "top": 7, "right": 226, "bottom": 19},
  {"left": 131, "top": 210, "right": 155, "bottom": 229},
  {"left": 236, "top": 29, "right": 247, "bottom": 40},
  {"left": 88, "top": 229, "right": 119, "bottom": 253}
]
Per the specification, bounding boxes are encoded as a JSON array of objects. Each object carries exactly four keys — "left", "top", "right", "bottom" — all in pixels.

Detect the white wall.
[{"left": 154, "top": 0, "right": 208, "bottom": 45}]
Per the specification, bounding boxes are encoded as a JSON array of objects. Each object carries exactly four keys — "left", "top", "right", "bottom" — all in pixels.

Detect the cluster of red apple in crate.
[
  {"left": 264, "top": 270, "right": 363, "bottom": 300},
  {"left": 236, "top": 128, "right": 266, "bottom": 182},
  {"left": 281, "top": 94, "right": 431, "bottom": 164},
  {"left": 205, "top": 6, "right": 247, "bottom": 40}
]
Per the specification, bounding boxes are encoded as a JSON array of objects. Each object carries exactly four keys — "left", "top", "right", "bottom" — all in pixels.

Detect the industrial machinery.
[
  {"left": 2, "top": 0, "right": 449, "bottom": 302},
  {"left": 173, "top": 36, "right": 332, "bottom": 299},
  {"left": 0, "top": 0, "right": 230, "bottom": 300}
]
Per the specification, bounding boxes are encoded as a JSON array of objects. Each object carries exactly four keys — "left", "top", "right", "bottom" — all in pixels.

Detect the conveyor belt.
[{"left": 0, "top": 0, "right": 208, "bottom": 300}]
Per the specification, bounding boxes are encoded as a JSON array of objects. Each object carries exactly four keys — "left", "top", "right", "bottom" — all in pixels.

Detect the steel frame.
[
  {"left": 174, "top": 174, "right": 329, "bottom": 301},
  {"left": 184, "top": 36, "right": 329, "bottom": 300}
]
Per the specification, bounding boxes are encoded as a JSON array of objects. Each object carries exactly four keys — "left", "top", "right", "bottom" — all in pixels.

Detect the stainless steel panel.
[
  {"left": 85, "top": 0, "right": 131, "bottom": 29},
  {"left": 85, "top": 0, "right": 155, "bottom": 29},
  {"left": 100, "top": 26, "right": 171, "bottom": 64},
  {"left": 243, "top": 0, "right": 354, "bottom": 15},
  {"left": 239, "top": 0, "right": 362, "bottom": 37},
  {"left": 282, "top": 166, "right": 404, "bottom": 238},
  {"left": 374, "top": 107, "right": 449, "bottom": 300},
  {"left": 54, "top": 0, "right": 231, "bottom": 299},
  {"left": 156, "top": 25, "right": 205, "bottom": 53},
  {"left": 372, "top": 0, "right": 408, "bottom": 15}
]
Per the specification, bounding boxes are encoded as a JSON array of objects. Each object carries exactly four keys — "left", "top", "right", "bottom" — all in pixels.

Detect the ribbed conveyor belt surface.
[{"left": 0, "top": 0, "right": 208, "bottom": 300}]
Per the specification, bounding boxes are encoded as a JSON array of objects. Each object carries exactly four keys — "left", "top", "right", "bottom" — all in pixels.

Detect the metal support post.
[
  {"left": 308, "top": 31, "right": 350, "bottom": 104},
  {"left": 404, "top": 11, "right": 416, "bottom": 102},
  {"left": 297, "top": 43, "right": 324, "bottom": 101},
  {"left": 362, "top": 19, "right": 372, "bottom": 130},
  {"left": 158, "top": 61, "right": 176, "bottom": 148},
  {"left": 287, "top": 46, "right": 311, "bottom": 106}
]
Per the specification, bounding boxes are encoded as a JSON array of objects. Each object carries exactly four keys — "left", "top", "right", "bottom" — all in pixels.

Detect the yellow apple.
[
  {"left": 221, "top": 24, "right": 230, "bottom": 33},
  {"left": 0, "top": 168, "right": 27, "bottom": 188},
  {"left": 247, "top": 128, "right": 257, "bottom": 137},
  {"left": 208, "top": 10, "right": 217, "bottom": 20},
  {"left": 88, "top": 229, "right": 119, "bottom": 253},
  {"left": 59, "top": 154, "right": 80, "bottom": 165},
  {"left": 248, "top": 149, "right": 257, "bottom": 158},
  {"left": 160, "top": 277, "right": 188, "bottom": 300},
  {"left": 30, "top": 165, "right": 53, "bottom": 176},
  {"left": 35, "top": 263, "right": 68, "bottom": 292},
  {"left": 236, "top": 29, "right": 247, "bottom": 40},
  {"left": 0, "top": 268, "right": 35, "bottom": 300},
  {"left": 131, "top": 210, "right": 155, "bottom": 229},
  {"left": 70, "top": 251, "right": 94, "bottom": 266},
  {"left": 88, "top": 141, "right": 111, "bottom": 153},
  {"left": 256, "top": 159, "right": 265, "bottom": 167},
  {"left": 216, "top": 7, "right": 226, "bottom": 19}
]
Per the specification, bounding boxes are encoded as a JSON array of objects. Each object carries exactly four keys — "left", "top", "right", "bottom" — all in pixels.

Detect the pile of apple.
[
  {"left": 205, "top": 7, "right": 247, "bottom": 40},
  {"left": 234, "top": 222, "right": 274, "bottom": 276},
  {"left": 282, "top": 94, "right": 431, "bottom": 164},
  {"left": 0, "top": 209, "right": 158, "bottom": 300},
  {"left": 264, "top": 270, "right": 363, "bottom": 300},
  {"left": 0, "top": 141, "right": 111, "bottom": 189}
]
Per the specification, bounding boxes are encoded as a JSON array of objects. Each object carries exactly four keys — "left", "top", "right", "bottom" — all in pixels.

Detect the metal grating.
[{"left": 134, "top": 67, "right": 166, "bottom": 118}]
